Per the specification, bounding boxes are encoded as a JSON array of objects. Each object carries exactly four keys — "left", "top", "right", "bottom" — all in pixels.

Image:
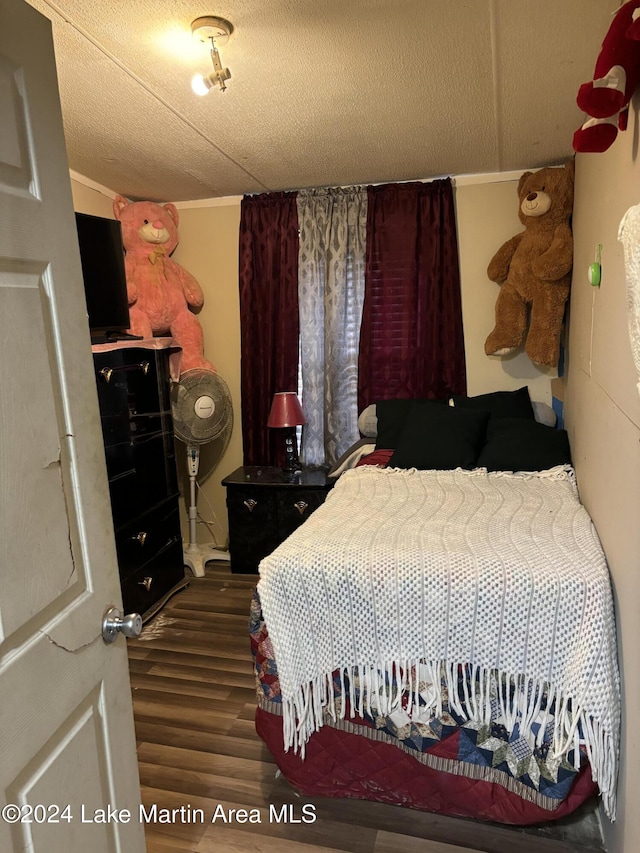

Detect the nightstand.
[{"left": 222, "top": 466, "right": 334, "bottom": 574}]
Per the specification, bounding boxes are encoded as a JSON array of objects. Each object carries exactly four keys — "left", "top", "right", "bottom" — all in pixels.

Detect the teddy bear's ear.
[
  {"left": 518, "top": 172, "right": 533, "bottom": 197},
  {"left": 163, "top": 203, "right": 179, "bottom": 228},
  {"left": 113, "top": 194, "right": 130, "bottom": 221}
]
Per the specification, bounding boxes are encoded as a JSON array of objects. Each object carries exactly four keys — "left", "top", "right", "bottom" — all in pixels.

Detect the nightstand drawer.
[
  {"left": 276, "top": 488, "right": 327, "bottom": 539},
  {"left": 225, "top": 486, "right": 280, "bottom": 573}
]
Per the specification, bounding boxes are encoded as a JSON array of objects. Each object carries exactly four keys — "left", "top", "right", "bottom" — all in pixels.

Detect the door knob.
[{"left": 102, "top": 606, "right": 142, "bottom": 643}]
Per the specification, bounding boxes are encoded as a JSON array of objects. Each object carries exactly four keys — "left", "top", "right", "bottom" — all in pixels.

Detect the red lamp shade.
[{"left": 267, "top": 392, "right": 306, "bottom": 428}]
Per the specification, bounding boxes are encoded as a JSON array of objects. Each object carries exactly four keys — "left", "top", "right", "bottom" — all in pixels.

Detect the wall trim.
[
  {"left": 174, "top": 173, "right": 525, "bottom": 207},
  {"left": 453, "top": 170, "right": 525, "bottom": 186},
  {"left": 68, "top": 168, "right": 531, "bottom": 208},
  {"left": 68, "top": 169, "right": 118, "bottom": 199},
  {"left": 173, "top": 196, "right": 243, "bottom": 210}
]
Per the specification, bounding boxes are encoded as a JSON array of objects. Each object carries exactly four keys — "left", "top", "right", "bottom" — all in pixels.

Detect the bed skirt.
[
  {"left": 255, "top": 704, "right": 597, "bottom": 824},
  {"left": 251, "top": 590, "right": 598, "bottom": 825}
]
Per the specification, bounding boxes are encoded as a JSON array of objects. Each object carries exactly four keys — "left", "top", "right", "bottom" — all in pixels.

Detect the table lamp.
[{"left": 267, "top": 392, "right": 306, "bottom": 472}]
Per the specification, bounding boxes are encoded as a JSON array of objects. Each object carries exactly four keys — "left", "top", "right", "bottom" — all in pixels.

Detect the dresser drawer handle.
[
  {"left": 131, "top": 531, "right": 148, "bottom": 546},
  {"left": 138, "top": 576, "right": 153, "bottom": 591},
  {"left": 243, "top": 499, "right": 258, "bottom": 513},
  {"left": 99, "top": 361, "right": 150, "bottom": 384},
  {"left": 294, "top": 500, "right": 309, "bottom": 516}
]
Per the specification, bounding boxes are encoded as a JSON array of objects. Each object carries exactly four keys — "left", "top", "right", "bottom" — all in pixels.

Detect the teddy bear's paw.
[
  {"left": 485, "top": 332, "right": 519, "bottom": 357},
  {"left": 577, "top": 66, "right": 627, "bottom": 118},
  {"left": 573, "top": 116, "right": 619, "bottom": 153},
  {"left": 525, "top": 340, "right": 558, "bottom": 369},
  {"left": 180, "top": 355, "right": 216, "bottom": 374}
]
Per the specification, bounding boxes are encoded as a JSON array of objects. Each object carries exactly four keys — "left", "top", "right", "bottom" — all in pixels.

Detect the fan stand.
[{"left": 183, "top": 445, "right": 229, "bottom": 577}]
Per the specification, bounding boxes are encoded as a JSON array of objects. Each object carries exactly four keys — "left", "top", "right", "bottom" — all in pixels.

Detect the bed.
[{"left": 250, "top": 389, "right": 620, "bottom": 825}]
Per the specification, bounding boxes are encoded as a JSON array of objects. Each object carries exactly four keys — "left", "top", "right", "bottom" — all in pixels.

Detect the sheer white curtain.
[{"left": 297, "top": 187, "right": 367, "bottom": 467}]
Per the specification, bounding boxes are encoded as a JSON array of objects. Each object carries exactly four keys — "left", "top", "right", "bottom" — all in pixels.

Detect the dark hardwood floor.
[{"left": 127, "top": 564, "right": 606, "bottom": 853}]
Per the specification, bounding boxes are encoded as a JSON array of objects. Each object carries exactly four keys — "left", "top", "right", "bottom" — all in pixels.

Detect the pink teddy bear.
[{"left": 113, "top": 195, "right": 214, "bottom": 373}]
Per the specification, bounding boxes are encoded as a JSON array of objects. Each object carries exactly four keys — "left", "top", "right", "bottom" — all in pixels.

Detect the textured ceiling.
[{"left": 25, "top": 0, "right": 617, "bottom": 203}]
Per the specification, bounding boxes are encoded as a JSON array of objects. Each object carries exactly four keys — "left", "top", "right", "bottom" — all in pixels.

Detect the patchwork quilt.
[{"left": 251, "top": 590, "right": 587, "bottom": 811}]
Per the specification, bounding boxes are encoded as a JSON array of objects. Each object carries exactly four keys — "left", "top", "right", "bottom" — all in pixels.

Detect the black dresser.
[
  {"left": 222, "top": 466, "right": 333, "bottom": 573},
  {"left": 93, "top": 344, "right": 188, "bottom": 620}
]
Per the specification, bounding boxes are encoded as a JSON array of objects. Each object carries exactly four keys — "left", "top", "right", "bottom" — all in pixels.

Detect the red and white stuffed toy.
[
  {"left": 573, "top": 0, "right": 640, "bottom": 153},
  {"left": 113, "top": 195, "right": 215, "bottom": 374}
]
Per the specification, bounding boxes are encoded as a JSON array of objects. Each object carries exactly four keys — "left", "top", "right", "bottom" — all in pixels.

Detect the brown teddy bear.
[
  {"left": 484, "top": 162, "right": 574, "bottom": 368},
  {"left": 113, "top": 195, "right": 215, "bottom": 373}
]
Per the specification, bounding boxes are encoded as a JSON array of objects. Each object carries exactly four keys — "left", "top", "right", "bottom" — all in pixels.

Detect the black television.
[{"left": 74, "top": 212, "right": 138, "bottom": 344}]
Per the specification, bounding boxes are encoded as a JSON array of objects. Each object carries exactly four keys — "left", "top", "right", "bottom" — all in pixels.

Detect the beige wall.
[
  {"left": 70, "top": 175, "right": 115, "bottom": 218},
  {"left": 171, "top": 199, "right": 243, "bottom": 549},
  {"left": 565, "top": 134, "right": 640, "bottom": 851}
]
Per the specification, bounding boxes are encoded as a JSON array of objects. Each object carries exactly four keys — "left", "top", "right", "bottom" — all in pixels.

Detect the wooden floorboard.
[{"left": 128, "top": 564, "right": 605, "bottom": 853}]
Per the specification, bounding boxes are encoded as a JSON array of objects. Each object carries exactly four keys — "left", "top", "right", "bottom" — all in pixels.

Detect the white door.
[{"left": 0, "top": 2, "right": 146, "bottom": 851}]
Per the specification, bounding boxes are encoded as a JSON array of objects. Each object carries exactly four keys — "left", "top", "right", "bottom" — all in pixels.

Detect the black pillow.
[
  {"left": 375, "top": 397, "right": 448, "bottom": 450},
  {"left": 452, "top": 386, "right": 535, "bottom": 420},
  {"left": 375, "top": 399, "right": 414, "bottom": 449},
  {"left": 477, "top": 418, "right": 572, "bottom": 472},
  {"left": 389, "top": 401, "right": 489, "bottom": 470}
]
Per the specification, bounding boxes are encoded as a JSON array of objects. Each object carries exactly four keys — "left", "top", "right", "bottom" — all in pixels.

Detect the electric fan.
[{"left": 171, "top": 368, "right": 233, "bottom": 577}]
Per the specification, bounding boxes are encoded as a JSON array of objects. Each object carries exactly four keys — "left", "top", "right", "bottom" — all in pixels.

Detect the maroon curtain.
[
  {"left": 239, "top": 192, "right": 300, "bottom": 465},
  {"left": 357, "top": 179, "right": 466, "bottom": 410}
]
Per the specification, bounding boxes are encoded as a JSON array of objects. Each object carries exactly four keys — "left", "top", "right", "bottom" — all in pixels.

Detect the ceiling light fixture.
[{"left": 190, "top": 16, "right": 233, "bottom": 94}]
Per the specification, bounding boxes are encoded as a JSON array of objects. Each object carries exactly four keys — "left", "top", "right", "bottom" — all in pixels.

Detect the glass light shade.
[
  {"left": 191, "top": 73, "right": 212, "bottom": 96},
  {"left": 267, "top": 392, "right": 306, "bottom": 428}
]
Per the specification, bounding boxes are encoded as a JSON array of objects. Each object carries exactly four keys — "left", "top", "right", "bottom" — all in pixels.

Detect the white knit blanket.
[{"left": 257, "top": 465, "right": 620, "bottom": 818}]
